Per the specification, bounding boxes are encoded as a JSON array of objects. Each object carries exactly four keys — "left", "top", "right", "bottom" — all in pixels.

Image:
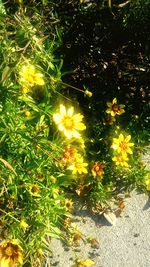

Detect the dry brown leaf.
[{"left": 0, "top": 158, "right": 17, "bottom": 175}]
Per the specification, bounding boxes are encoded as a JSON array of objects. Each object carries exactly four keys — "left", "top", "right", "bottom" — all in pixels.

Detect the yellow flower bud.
[
  {"left": 20, "top": 219, "right": 29, "bottom": 231},
  {"left": 24, "top": 110, "right": 31, "bottom": 117},
  {"left": 85, "top": 90, "right": 93, "bottom": 97}
]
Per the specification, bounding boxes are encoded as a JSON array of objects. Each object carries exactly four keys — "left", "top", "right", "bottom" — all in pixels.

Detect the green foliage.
[{"left": 0, "top": 3, "right": 68, "bottom": 265}]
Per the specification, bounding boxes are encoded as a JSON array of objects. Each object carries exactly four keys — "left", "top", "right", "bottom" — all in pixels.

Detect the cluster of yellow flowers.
[
  {"left": 53, "top": 104, "right": 107, "bottom": 179},
  {"left": 53, "top": 104, "right": 88, "bottom": 175},
  {"left": 105, "top": 98, "right": 134, "bottom": 167},
  {"left": 19, "top": 62, "right": 45, "bottom": 94},
  {"left": 111, "top": 133, "right": 134, "bottom": 167}
]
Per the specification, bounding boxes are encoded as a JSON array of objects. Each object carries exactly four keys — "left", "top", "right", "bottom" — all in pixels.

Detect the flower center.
[
  {"left": 95, "top": 166, "right": 100, "bottom": 172},
  {"left": 31, "top": 186, "right": 39, "bottom": 194},
  {"left": 63, "top": 116, "right": 74, "bottom": 130},
  {"left": 120, "top": 141, "right": 127, "bottom": 151},
  {"left": 28, "top": 73, "right": 37, "bottom": 84},
  {"left": 5, "top": 246, "right": 14, "bottom": 257},
  {"left": 112, "top": 104, "right": 120, "bottom": 112},
  {"left": 66, "top": 202, "right": 71, "bottom": 208}
]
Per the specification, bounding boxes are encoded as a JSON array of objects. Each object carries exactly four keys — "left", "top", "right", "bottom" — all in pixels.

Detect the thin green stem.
[
  {"left": 0, "top": 208, "right": 20, "bottom": 222},
  {"left": 61, "top": 82, "right": 84, "bottom": 93}
]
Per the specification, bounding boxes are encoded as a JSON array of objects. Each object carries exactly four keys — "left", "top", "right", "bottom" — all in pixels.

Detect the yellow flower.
[
  {"left": 52, "top": 187, "right": 59, "bottom": 199},
  {"left": 84, "top": 90, "right": 93, "bottom": 97},
  {"left": 112, "top": 154, "right": 129, "bottom": 167},
  {"left": 111, "top": 134, "right": 134, "bottom": 156},
  {"left": 20, "top": 219, "right": 29, "bottom": 231},
  {"left": 50, "top": 175, "right": 57, "bottom": 183},
  {"left": 64, "top": 198, "right": 74, "bottom": 212},
  {"left": 21, "top": 87, "right": 29, "bottom": 95},
  {"left": 0, "top": 240, "right": 23, "bottom": 267},
  {"left": 68, "top": 154, "right": 88, "bottom": 174},
  {"left": 79, "top": 259, "right": 95, "bottom": 267},
  {"left": 73, "top": 258, "right": 95, "bottom": 267},
  {"left": 19, "top": 63, "right": 44, "bottom": 87},
  {"left": 62, "top": 147, "right": 77, "bottom": 162},
  {"left": 91, "top": 162, "right": 104, "bottom": 178},
  {"left": 28, "top": 184, "right": 40, "bottom": 196},
  {"left": 24, "top": 110, "right": 31, "bottom": 118},
  {"left": 63, "top": 217, "right": 73, "bottom": 229},
  {"left": 37, "top": 248, "right": 43, "bottom": 258},
  {"left": 106, "top": 98, "right": 125, "bottom": 116},
  {"left": 53, "top": 104, "right": 86, "bottom": 139},
  {"left": 146, "top": 181, "right": 150, "bottom": 191}
]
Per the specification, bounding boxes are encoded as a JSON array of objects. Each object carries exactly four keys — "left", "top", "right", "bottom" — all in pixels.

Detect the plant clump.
[{"left": 0, "top": 1, "right": 149, "bottom": 266}]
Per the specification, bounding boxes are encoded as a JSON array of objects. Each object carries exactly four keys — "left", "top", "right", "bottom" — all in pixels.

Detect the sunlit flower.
[
  {"left": 91, "top": 162, "right": 104, "bottom": 178},
  {"left": 68, "top": 154, "right": 88, "bottom": 174},
  {"left": 84, "top": 90, "right": 93, "bottom": 97},
  {"left": 53, "top": 104, "right": 86, "bottom": 139},
  {"left": 52, "top": 187, "right": 59, "bottom": 199},
  {"left": 21, "top": 87, "right": 29, "bottom": 95},
  {"left": 36, "top": 173, "right": 45, "bottom": 182},
  {"left": 20, "top": 219, "right": 29, "bottom": 231},
  {"left": 62, "top": 147, "right": 77, "bottom": 162},
  {"left": 112, "top": 154, "right": 129, "bottom": 167},
  {"left": 73, "top": 258, "right": 96, "bottom": 267},
  {"left": 145, "top": 173, "right": 150, "bottom": 191},
  {"left": 64, "top": 198, "right": 74, "bottom": 212},
  {"left": 146, "top": 181, "right": 150, "bottom": 191},
  {"left": 50, "top": 175, "right": 57, "bottom": 183},
  {"left": 37, "top": 248, "right": 43, "bottom": 258},
  {"left": 19, "top": 63, "right": 45, "bottom": 87},
  {"left": 24, "top": 110, "right": 31, "bottom": 118},
  {"left": 106, "top": 98, "right": 125, "bottom": 116},
  {"left": 63, "top": 217, "right": 73, "bottom": 229},
  {"left": 111, "top": 134, "right": 134, "bottom": 156},
  {"left": 0, "top": 239, "right": 23, "bottom": 267},
  {"left": 28, "top": 184, "right": 40, "bottom": 196},
  {"left": 78, "top": 137, "right": 86, "bottom": 149}
]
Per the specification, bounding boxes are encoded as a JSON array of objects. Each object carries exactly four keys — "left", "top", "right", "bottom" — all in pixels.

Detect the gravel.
[{"left": 50, "top": 191, "right": 150, "bottom": 267}]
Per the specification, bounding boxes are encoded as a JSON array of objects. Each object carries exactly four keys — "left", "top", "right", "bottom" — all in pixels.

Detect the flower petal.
[
  {"left": 126, "top": 135, "right": 131, "bottom": 142},
  {"left": 1, "top": 257, "right": 10, "bottom": 267},
  {"left": 112, "top": 98, "right": 117, "bottom": 104},
  {"left": 58, "top": 124, "right": 64, "bottom": 131},
  {"left": 73, "top": 113, "right": 84, "bottom": 122},
  {"left": 106, "top": 102, "right": 111, "bottom": 107},
  {"left": 67, "top": 106, "right": 74, "bottom": 116},
  {"left": 60, "top": 104, "right": 66, "bottom": 116},
  {"left": 75, "top": 122, "right": 86, "bottom": 130},
  {"left": 72, "top": 130, "right": 80, "bottom": 138},
  {"left": 53, "top": 114, "right": 61, "bottom": 123}
]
